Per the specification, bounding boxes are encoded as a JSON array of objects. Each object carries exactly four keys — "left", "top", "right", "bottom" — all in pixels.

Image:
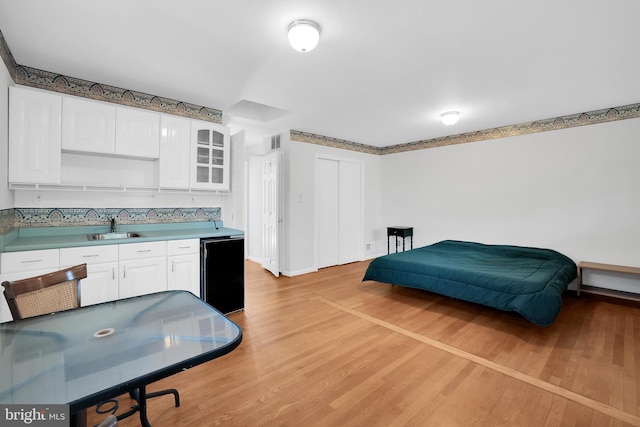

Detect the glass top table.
[{"left": 0, "top": 290, "right": 242, "bottom": 419}]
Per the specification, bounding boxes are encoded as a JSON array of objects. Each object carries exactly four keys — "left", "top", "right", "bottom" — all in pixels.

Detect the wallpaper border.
[
  {"left": 292, "top": 101, "right": 640, "bottom": 155},
  {"left": 2, "top": 28, "right": 639, "bottom": 156},
  {"left": 0, "top": 29, "right": 222, "bottom": 124},
  {"left": 0, "top": 207, "right": 222, "bottom": 234}
]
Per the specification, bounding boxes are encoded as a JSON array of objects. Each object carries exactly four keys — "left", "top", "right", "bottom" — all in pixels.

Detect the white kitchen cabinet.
[
  {"left": 62, "top": 95, "right": 116, "bottom": 154},
  {"left": 159, "top": 114, "right": 192, "bottom": 189},
  {"left": 167, "top": 239, "right": 200, "bottom": 296},
  {"left": 9, "top": 86, "right": 62, "bottom": 184},
  {"left": 190, "top": 120, "right": 230, "bottom": 191},
  {"left": 118, "top": 241, "right": 167, "bottom": 298},
  {"left": 60, "top": 245, "right": 119, "bottom": 306},
  {"left": 9, "top": 85, "right": 229, "bottom": 194},
  {"left": 115, "top": 106, "right": 160, "bottom": 159},
  {"left": 0, "top": 248, "right": 60, "bottom": 323}
]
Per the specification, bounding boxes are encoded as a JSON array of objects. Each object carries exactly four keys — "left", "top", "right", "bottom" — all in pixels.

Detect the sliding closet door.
[
  {"left": 338, "top": 161, "right": 362, "bottom": 264},
  {"left": 316, "top": 157, "right": 363, "bottom": 269},
  {"left": 317, "top": 158, "right": 340, "bottom": 268}
]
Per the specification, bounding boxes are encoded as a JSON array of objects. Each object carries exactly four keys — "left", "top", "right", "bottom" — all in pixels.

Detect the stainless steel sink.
[{"left": 88, "top": 232, "right": 143, "bottom": 240}]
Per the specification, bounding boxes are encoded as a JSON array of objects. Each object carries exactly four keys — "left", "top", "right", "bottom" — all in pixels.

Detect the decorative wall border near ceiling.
[
  {"left": 2, "top": 29, "right": 639, "bottom": 156},
  {"left": 289, "top": 131, "right": 383, "bottom": 155},
  {"left": 381, "top": 103, "right": 640, "bottom": 155},
  {"left": 292, "top": 101, "right": 640, "bottom": 155},
  {"left": 0, "top": 29, "right": 222, "bottom": 123},
  {"left": 0, "top": 29, "right": 17, "bottom": 78}
]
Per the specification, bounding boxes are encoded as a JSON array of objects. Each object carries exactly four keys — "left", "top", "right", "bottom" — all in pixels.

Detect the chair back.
[{"left": 1, "top": 264, "right": 87, "bottom": 320}]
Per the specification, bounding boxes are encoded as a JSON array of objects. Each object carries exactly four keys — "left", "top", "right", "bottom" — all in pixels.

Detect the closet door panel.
[
  {"left": 338, "top": 161, "right": 362, "bottom": 264},
  {"left": 316, "top": 158, "right": 339, "bottom": 269}
]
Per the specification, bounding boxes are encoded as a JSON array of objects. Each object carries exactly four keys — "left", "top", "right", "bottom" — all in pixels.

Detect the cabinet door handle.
[
  {"left": 123, "top": 266, "right": 126, "bottom": 279},
  {"left": 172, "top": 260, "right": 175, "bottom": 272},
  {"left": 137, "top": 249, "right": 152, "bottom": 253},
  {"left": 112, "top": 267, "right": 115, "bottom": 280},
  {"left": 82, "top": 254, "right": 100, "bottom": 258},
  {"left": 21, "top": 259, "right": 42, "bottom": 264},
  {"left": 178, "top": 246, "right": 191, "bottom": 249}
]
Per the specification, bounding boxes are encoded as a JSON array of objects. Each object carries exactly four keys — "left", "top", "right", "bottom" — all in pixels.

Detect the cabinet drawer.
[
  {"left": 119, "top": 241, "right": 166, "bottom": 260},
  {"left": 0, "top": 249, "right": 60, "bottom": 274},
  {"left": 167, "top": 239, "right": 200, "bottom": 256},
  {"left": 60, "top": 245, "right": 118, "bottom": 266}
]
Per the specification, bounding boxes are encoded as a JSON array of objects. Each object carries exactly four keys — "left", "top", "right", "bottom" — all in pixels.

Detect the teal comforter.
[{"left": 363, "top": 240, "right": 577, "bottom": 326}]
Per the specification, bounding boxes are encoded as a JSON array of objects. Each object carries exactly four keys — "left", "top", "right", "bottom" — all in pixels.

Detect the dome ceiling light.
[
  {"left": 440, "top": 111, "right": 460, "bottom": 126},
  {"left": 288, "top": 20, "right": 321, "bottom": 52}
]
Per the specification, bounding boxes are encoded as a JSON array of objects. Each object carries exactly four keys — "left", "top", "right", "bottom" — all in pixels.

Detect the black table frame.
[
  {"left": 71, "top": 301, "right": 242, "bottom": 426},
  {"left": 0, "top": 291, "right": 242, "bottom": 427}
]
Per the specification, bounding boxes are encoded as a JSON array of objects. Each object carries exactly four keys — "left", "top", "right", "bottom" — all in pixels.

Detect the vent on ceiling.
[{"left": 271, "top": 134, "right": 281, "bottom": 150}]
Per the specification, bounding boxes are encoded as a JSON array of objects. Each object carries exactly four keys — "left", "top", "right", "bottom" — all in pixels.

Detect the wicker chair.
[{"left": 1, "top": 264, "right": 87, "bottom": 320}]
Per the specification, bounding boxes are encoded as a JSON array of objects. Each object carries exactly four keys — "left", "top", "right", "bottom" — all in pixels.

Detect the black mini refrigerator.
[{"left": 200, "top": 236, "right": 244, "bottom": 314}]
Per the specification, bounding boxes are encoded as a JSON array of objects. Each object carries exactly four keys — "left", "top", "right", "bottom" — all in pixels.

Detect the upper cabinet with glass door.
[{"left": 190, "top": 120, "right": 230, "bottom": 191}]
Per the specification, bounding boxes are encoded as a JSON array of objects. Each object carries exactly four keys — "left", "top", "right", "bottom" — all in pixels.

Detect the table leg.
[
  {"left": 132, "top": 386, "right": 152, "bottom": 427},
  {"left": 116, "top": 384, "right": 180, "bottom": 427}
]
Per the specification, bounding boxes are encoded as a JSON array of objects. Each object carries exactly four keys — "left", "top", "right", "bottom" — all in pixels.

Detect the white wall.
[
  {"left": 381, "top": 118, "right": 640, "bottom": 291},
  {"left": 0, "top": 58, "right": 14, "bottom": 210},
  {"left": 286, "top": 140, "right": 382, "bottom": 276},
  {"left": 246, "top": 153, "right": 264, "bottom": 262}
]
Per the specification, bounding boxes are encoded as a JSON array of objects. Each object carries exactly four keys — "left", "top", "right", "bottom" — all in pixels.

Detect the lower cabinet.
[
  {"left": 167, "top": 239, "right": 200, "bottom": 296},
  {"left": 60, "top": 245, "right": 119, "bottom": 306},
  {"left": 0, "top": 238, "right": 203, "bottom": 322},
  {"left": 84, "top": 262, "right": 119, "bottom": 305},
  {"left": 0, "top": 249, "right": 60, "bottom": 323},
  {"left": 118, "top": 241, "right": 167, "bottom": 299}
]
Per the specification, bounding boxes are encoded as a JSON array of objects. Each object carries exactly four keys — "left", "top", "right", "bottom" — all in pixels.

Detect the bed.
[{"left": 362, "top": 240, "right": 577, "bottom": 326}]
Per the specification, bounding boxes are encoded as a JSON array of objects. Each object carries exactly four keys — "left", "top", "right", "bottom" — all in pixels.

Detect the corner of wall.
[{"left": 0, "top": 38, "right": 15, "bottom": 211}]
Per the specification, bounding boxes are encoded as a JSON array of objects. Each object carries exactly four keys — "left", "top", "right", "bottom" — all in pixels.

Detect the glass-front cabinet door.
[{"left": 190, "top": 120, "right": 230, "bottom": 191}]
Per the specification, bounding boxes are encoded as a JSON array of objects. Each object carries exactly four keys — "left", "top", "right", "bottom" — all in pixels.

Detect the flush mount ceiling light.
[
  {"left": 440, "top": 111, "right": 460, "bottom": 126},
  {"left": 288, "top": 20, "right": 321, "bottom": 52}
]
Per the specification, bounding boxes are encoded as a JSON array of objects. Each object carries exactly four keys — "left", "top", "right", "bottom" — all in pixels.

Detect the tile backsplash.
[{"left": 0, "top": 207, "right": 221, "bottom": 234}]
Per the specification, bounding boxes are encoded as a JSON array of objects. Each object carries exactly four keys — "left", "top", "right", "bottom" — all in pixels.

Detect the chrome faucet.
[{"left": 110, "top": 217, "right": 117, "bottom": 233}]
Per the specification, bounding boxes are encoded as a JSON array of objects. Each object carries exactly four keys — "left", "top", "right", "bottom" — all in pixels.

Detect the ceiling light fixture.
[
  {"left": 440, "top": 111, "right": 460, "bottom": 126},
  {"left": 288, "top": 20, "right": 321, "bottom": 52}
]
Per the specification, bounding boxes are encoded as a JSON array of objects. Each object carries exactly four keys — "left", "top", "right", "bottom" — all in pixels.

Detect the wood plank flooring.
[{"left": 88, "top": 260, "right": 640, "bottom": 426}]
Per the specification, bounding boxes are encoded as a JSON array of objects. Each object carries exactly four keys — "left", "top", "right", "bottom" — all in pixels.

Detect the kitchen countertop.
[{"left": 0, "top": 221, "right": 244, "bottom": 252}]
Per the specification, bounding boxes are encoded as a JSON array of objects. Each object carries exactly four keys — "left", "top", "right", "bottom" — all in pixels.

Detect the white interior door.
[
  {"left": 316, "top": 157, "right": 363, "bottom": 269},
  {"left": 262, "top": 151, "right": 282, "bottom": 277}
]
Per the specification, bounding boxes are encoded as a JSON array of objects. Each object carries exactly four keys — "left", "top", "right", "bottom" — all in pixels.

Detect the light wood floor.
[{"left": 88, "top": 260, "right": 640, "bottom": 426}]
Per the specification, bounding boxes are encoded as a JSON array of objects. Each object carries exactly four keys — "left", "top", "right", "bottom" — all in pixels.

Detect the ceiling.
[{"left": 1, "top": 0, "right": 639, "bottom": 147}]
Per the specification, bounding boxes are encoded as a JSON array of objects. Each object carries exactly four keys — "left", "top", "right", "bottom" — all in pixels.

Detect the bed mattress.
[{"left": 363, "top": 240, "right": 577, "bottom": 326}]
